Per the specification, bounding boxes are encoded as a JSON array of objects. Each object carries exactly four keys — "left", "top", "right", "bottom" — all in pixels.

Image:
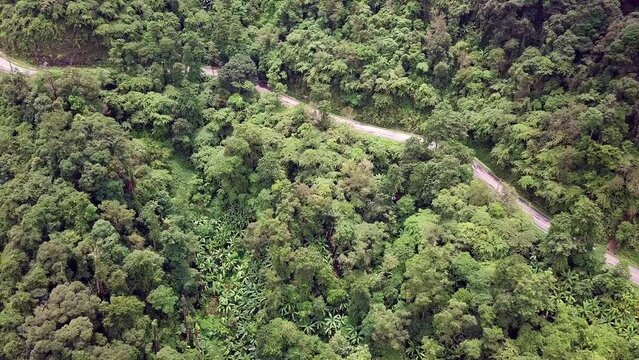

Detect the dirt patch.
[
  {"left": 621, "top": 0, "right": 639, "bottom": 14},
  {"left": 25, "top": 30, "right": 108, "bottom": 66}
]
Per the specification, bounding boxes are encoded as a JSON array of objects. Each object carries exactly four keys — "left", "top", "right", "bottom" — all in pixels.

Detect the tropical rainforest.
[{"left": 1, "top": 0, "right": 639, "bottom": 359}]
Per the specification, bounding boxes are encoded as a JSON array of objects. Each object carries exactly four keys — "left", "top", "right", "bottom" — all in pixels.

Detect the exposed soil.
[
  {"left": 621, "top": 0, "right": 639, "bottom": 14},
  {"left": 25, "top": 31, "right": 107, "bottom": 66}
]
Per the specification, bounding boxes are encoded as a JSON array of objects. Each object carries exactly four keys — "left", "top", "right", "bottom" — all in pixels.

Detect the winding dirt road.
[
  {"left": 8, "top": 60, "right": 639, "bottom": 284},
  {"left": 0, "top": 53, "right": 37, "bottom": 76}
]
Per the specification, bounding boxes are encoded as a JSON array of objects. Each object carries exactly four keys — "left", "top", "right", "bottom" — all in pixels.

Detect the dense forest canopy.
[
  {"left": 1, "top": 0, "right": 639, "bottom": 359},
  {"left": 4, "top": 0, "right": 637, "bottom": 245},
  {"left": 238, "top": 0, "right": 639, "bottom": 252}
]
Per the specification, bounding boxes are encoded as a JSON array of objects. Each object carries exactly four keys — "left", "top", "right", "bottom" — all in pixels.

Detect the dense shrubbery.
[
  {"left": 2, "top": 0, "right": 639, "bottom": 359},
  {"left": 3, "top": 65, "right": 637, "bottom": 358},
  {"left": 0, "top": 69, "right": 206, "bottom": 358},
  {"left": 210, "top": 0, "right": 639, "bottom": 254},
  {"left": 189, "top": 93, "right": 639, "bottom": 359}
]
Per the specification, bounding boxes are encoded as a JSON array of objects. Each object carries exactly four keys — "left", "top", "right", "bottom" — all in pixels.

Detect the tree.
[
  {"left": 123, "top": 250, "right": 165, "bottom": 296},
  {"left": 209, "top": 0, "right": 249, "bottom": 61},
  {"left": 98, "top": 200, "right": 135, "bottom": 234},
  {"left": 20, "top": 282, "right": 101, "bottom": 359},
  {"left": 147, "top": 285, "right": 178, "bottom": 315},
  {"left": 218, "top": 54, "right": 258, "bottom": 91},
  {"left": 541, "top": 196, "right": 605, "bottom": 272},
  {"left": 492, "top": 256, "right": 555, "bottom": 330},
  {"left": 159, "top": 227, "right": 198, "bottom": 293},
  {"left": 400, "top": 245, "right": 451, "bottom": 315},
  {"left": 101, "top": 296, "right": 150, "bottom": 345},
  {"left": 421, "top": 101, "right": 469, "bottom": 146},
  {"left": 256, "top": 318, "right": 339, "bottom": 359},
  {"left": 156, "top": 346, "right": 199, "bottom": 360},
  {"left": 407, "top": 153, "right": 472, "bottom": 206},
  {"left": 348, "top": 278, "right": 371, "bottom": 326},
  {"left": 616, "top": 221, "right": 639, "bottom": 251},
  {"left": 361, "top": 304, "right": 409, "bottom": 352},
  {"left": 432, "top": 299, "right": 478, "bottom": 346}
]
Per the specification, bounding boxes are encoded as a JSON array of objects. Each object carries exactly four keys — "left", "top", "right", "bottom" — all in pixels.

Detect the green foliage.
[
  {"left": 2, "top": 1, "right": 639, "bottom": 359},
  {"left": 188, "top": 92, "right": 639, "bottom": 359},
  {"left": 219, "top": 54, "right": 258, "bottom": 91},
  {"left": 0, "top": 69, "right": 204, "bottom": 358},
  {"left": 243, "top": 0, "right": 639, "bottom": 254},
  {"left": 148, "top": 285, "right": 179, "bottom": 315},
  {"left": 257, "top": 318, "right": 341, "bottom": 359}
]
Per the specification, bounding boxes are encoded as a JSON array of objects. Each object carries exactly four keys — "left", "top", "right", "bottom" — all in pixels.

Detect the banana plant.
[
  {"left": 342, "top": 323, "right": 363, "bottom": 345},
  {"left": 321, "top": 313, "right": 345, "bottom": 336},
  {"left": 406, "top": 339, "right": 426, "bottom": 359},
  {"left": 300, "top": 320, "right": 319, "bottom": 335}
]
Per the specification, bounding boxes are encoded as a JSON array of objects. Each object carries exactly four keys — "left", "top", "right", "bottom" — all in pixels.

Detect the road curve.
[
  {"left": 0, "top": 53, "right": 37, "bottom": 76},
  {"left": 5, "top": 59, "right": 638, "bottom": 285}
]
